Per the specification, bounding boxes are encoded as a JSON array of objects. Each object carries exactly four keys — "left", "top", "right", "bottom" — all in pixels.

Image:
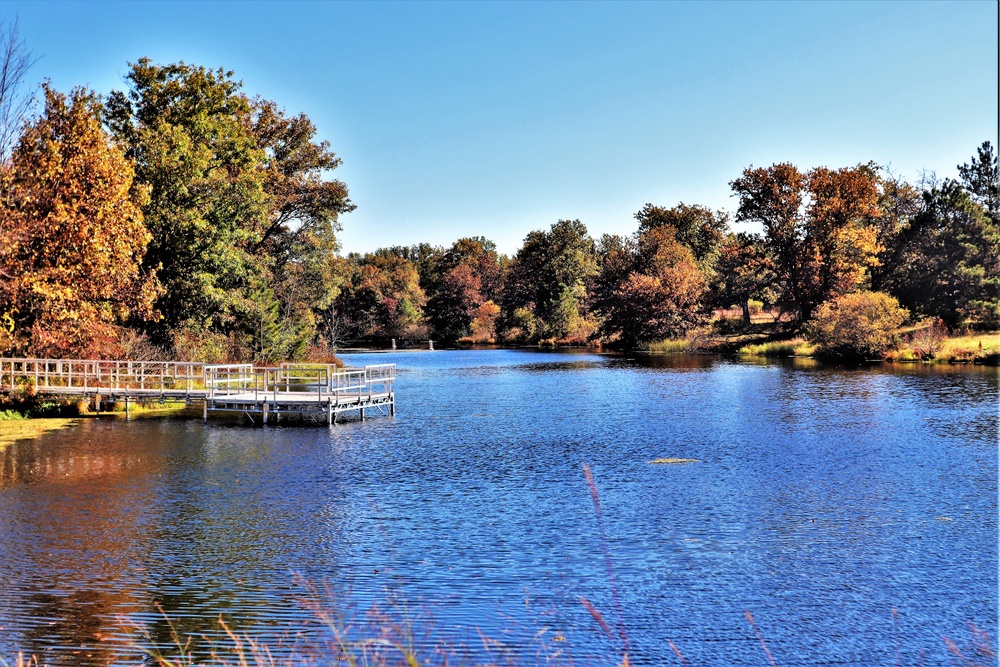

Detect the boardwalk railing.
[
  {"left": 0, "top": 358, "right": 207, "bottom": 393},
  {"left": 1, "top": 357, "right": 395, "bottom": 402}
]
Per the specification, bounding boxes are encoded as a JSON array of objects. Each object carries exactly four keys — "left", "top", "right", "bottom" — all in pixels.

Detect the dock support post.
[
  {"left": 94, "top": 390, "right": 101, "bottom": 415},
  {"left": 203, "top": 400, "right": 208, "bottom": 423},
  {"left": 262, "top": 402, "right": 269, "bottom": 425},
  {"left": 125, "top": 396, "right": 130, "bottom": 418},
  {"left": 327, "top": 399, "right": 333, "bottom": 426}
]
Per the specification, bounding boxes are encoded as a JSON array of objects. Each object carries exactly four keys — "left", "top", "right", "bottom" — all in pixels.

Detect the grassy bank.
[
  {"left": 645, "top": 324, "right": 999, "bottom": 364},
  {"left": 0, "top": 415, "right": 78, "bottom": 450}
]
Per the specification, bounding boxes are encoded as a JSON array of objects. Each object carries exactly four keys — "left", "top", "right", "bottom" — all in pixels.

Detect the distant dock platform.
[{"left": 0, "top": 358, "right": 395, "bottom": 425}]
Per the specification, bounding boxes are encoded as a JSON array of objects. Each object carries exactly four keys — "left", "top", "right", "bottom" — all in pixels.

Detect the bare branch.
[{"left": 0, "top": 17, "right": 40, "bottom": 164}]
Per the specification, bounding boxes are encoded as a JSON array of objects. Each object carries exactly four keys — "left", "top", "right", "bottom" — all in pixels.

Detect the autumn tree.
[
  {"left": 426, "top": 237, "right": 502, "bottom": 341},
  {"left": 731, "top": 162, "right": 884, "bottom": 322},
  {"left": 430, "top": 263, "right": 483, "bottom": 341},
  {"left": 808, "top": 291, "right": 908, "bottom": 360},
  {"left": 0, "top": 86, "right": 158, "bottom": 356},
  {"left": 334, "top": 250, "right": 426, "bottom": 342},
  {"left": 596, "top": 226, "right": 708, "bottom": 348},
  {"left": 469, "top": 301, "right": 501, "bottom": 342}
]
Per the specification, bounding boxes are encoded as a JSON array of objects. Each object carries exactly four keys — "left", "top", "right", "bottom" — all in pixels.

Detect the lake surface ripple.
[{"left": 0, "top": 350, "right": 996, "bottom": 665}]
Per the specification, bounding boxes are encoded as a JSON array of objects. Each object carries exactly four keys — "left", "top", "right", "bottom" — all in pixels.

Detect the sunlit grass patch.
[
  {"left": 938, "top": 332, "right": 1000, "bottom": 362},
  {"left": 646, "top": 338, "right": 692, "bottom": 354},
  {"left": 738, "top": 338, "right": 816, "bottom": 357},
  {"left": 0, "top": 418, "right": 78, "bottom": 449}
]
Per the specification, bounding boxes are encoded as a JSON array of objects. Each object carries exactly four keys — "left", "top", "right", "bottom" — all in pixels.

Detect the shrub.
[{"left": 808, "top": 291, "right": 908, "bottom": 360}]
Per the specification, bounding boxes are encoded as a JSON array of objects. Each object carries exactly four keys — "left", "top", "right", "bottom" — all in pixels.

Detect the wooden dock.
[{"left": 0, "top": 358, "right": 395, "bottom": 425}]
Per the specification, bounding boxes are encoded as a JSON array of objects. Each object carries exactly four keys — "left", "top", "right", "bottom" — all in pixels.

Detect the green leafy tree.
[
  {"left": 889, "top": 180, "right": 1000, "bottom": 327},
  {"left": 106, "top": 59, "right": 271, "bottom": 347},
  {"left": 957, "top": 141, "right": 999, "bottom": 219},
  {"left": 634, "top": 202, "right": 729, "bottom": 264},
  {"left": 0, "top": 85, "right": 158, "bottom": 357},
  {"left": 502, "top": 220, "right": 597, "bottom": 341}
]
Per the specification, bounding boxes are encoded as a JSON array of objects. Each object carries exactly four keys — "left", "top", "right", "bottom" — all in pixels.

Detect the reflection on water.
[{"left": 0, "top": 350, "right": 996, "bottom": 666}]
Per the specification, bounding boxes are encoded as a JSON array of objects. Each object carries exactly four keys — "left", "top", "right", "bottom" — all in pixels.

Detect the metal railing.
[
  {"left": 0, "top": 358, "right": 206, "bottom": 393},
  {"left": 0, "top": 357, "right": 395, "bottom": 402}
]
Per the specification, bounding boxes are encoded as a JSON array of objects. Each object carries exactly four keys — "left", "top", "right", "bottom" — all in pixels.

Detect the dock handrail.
[
  {"left": 1, "top": 357, "right": 207, "bottom": 393},
  {"left": 2, "top": 357, "right": 395, "bottom": 404}
]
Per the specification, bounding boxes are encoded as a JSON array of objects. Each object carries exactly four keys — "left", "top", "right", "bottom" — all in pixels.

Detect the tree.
[
  {"left": 0, "top": 86, "right": 158, "bottom": 356},
  {"left": 888, "top": 180, "right": 1000, "bottom": 327},
  {"left": 801, "top": 164, "right": 883, "bottom": 311},
  {"left": 469, "top": 300, "right": 501, "bottom": 342},
  {"left": 502, "top": 220, "right": 597, "bottom": 341},
  {"left": 429, "top": 262, "right": 482, "bottom": 341},
  {"left": 425, "top": 237, "right": 503, "bottom": 340},
  {"left": 335, "top": 250, "right": 426, "bottom": 342},
  {"left": 596, "top": 226, "right": 708, "bottom": 348},
  {"left": 634, "top": 202, "right": 729, "bottom": 264},
  {"left": 731, "top": 162, "right": 884, "bottom": 322},
  {"left": 807, "top": 291, "right": 908, "bottom": 360},
  {"left": 713, "top": 232, "right": 777, "bottom": 325},
  {"left": 731, "top": 163, "right": 808, "bottom": 319},
  {"left": 105, "top": 59, "right": 271, "bottom": 346},
  {"left": 0, "top": 17, "right": 38, "bottom": 166},
  {"left": 957, "top": 141, "right": 999, "bottom": 219}
]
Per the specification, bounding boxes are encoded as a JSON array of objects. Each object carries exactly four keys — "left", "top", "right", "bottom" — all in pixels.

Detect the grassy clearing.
[
  {"left": 888, "top": 328, "right": 1000, "bottom": 364},
  {"left": 937, "top": 332, "right": 1000, "bottom": 362}
]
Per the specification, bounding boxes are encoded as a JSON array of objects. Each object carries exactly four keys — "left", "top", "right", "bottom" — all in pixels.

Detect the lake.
[{"left": 0, "top": 350, "right": 996, "bottom": 665}]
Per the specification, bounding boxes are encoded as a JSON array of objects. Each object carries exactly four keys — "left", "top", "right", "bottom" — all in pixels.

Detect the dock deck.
[{"left": 0, "top": 358, "right": 395, "bottom": 425}]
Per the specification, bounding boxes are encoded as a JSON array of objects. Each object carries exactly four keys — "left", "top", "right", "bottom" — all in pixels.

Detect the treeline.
[
  {"left": 0, "top": 57, "right": 997, "bottom": 361},
  {"left": 1, "top": 60, "right": 352, "bottom": 361},
  {"left": 336, "top": 149, "right": 999, "bottom": 350}
]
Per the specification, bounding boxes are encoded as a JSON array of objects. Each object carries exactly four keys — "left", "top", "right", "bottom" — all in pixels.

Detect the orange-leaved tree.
[{"left": 0, "top": 85, "right": 159, "bottom": 357}]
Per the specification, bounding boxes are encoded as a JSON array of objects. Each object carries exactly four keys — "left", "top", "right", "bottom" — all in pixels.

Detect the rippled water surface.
[{"left": 0, "top": 350, "right": 996, "bottom": 665}]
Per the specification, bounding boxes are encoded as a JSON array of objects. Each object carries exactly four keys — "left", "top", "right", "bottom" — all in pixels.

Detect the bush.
[{"left": 808, "top": 291, "right": 908, "bottom": 360}]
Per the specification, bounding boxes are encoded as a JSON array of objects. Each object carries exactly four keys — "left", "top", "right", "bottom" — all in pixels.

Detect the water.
[{"left": 0, "top": 350, "right": 996, "bottom": 665}]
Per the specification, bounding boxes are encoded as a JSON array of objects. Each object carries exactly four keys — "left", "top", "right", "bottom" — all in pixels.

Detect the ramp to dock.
[{"left": 0, "top": 358, "right": 395, "bottom": 425}]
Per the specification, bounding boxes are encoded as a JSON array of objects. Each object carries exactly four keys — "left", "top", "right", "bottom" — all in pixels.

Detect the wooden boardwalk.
[{"left": 0, "top": 358, "right": 395, "bottom": 425}]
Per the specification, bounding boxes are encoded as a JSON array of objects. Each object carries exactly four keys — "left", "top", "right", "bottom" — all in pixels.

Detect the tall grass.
[
  {"left": 646, "top": 338, "right": 692, "bottom": 354},
  {"left": 738, "top": 339, "right": 816, "bottom": 357}
]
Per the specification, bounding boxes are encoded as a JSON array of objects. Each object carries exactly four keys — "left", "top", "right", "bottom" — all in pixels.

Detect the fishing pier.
[{"left": 0, "top": 358, "right": 395, "bottom": 425}]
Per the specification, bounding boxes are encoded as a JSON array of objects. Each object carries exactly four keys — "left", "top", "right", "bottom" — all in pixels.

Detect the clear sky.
[{"left": 3, "top": 1, "right": 998, "bottom": 255}]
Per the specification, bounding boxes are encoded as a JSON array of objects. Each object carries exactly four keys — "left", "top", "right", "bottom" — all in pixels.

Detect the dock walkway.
[{"left": 0, "top": 358, "right": 395, "bottom": 425}]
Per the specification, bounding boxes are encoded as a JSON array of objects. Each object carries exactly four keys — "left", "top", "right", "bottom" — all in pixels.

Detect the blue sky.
[{"left": 3, "top": 1, "right": 997, "bottom": 255}]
